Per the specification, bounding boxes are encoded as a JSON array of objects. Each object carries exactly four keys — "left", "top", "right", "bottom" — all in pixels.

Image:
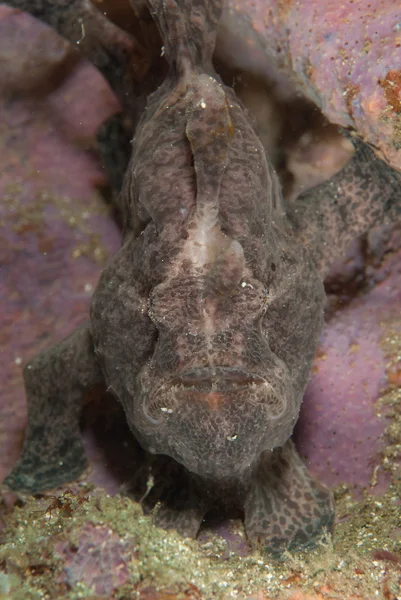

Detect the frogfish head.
[
  {"left": 122, "top": 228, "right": 324, "bottom": 481},
  {"left": 128, "top": 358, "right": 297, "bottom": 481}
]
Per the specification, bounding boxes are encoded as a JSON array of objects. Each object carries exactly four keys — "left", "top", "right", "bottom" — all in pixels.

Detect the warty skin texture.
[{"left": 3, "top": 0, "right": 401, "bottom": 554}]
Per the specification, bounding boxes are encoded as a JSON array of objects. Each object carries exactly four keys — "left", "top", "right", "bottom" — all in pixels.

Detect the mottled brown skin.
[{"left": 4, "top": 0, "right": 401, "bottom": 555}]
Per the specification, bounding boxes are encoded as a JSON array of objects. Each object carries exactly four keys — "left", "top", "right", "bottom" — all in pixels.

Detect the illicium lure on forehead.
[{"left": 4, "top": 0, "right": 400, "bottom": 554}]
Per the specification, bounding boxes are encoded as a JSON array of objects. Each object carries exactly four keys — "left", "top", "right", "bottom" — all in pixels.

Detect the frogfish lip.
[
  {"left": 172, "top": 367, "right": 266, "bottom": 393},
  {"left": 140, "top": 366, "right": 285, "bottom": 426}
]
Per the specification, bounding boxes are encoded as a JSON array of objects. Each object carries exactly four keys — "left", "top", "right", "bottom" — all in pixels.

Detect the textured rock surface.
[
  {"left": 219, "top": 0, "right": 401, "bottom": 172},
  {"left": 55, "top": 522, "right": 134, "bottom": 593},
  {"left": 1, "top": 488, "right": 401, "bottom": 599}
]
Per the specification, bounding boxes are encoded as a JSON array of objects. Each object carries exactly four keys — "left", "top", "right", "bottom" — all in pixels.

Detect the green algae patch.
[
  {"left": 1, "top": 482, "right": 401, "bottom": 600},
  {"left": 334, "top": 483, "right": 401, "bottom": 555},
  {"left": 0, "top": 486, "right": 287, "bottom": 599}
]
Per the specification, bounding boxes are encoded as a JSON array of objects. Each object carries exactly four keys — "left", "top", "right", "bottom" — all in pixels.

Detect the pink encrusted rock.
[
  {"left": 0, "top": 6, "right": 121, "bottom": 483},
  {"left": 0, "top": 7, "right": 74, "bottom": 95},
  {"left": 56, "top": 522, "right": 134, "bottom": 594},
  {"left": 219, "top": 0, "right": 401, "bottom": 172},
  {"left": 296, "top": 245, "right": 401, "bottom": 493}
]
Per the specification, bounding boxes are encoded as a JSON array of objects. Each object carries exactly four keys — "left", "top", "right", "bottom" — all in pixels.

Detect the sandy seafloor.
[{"left": 0, "top": 5, "right": 400, "bottom": 599}]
